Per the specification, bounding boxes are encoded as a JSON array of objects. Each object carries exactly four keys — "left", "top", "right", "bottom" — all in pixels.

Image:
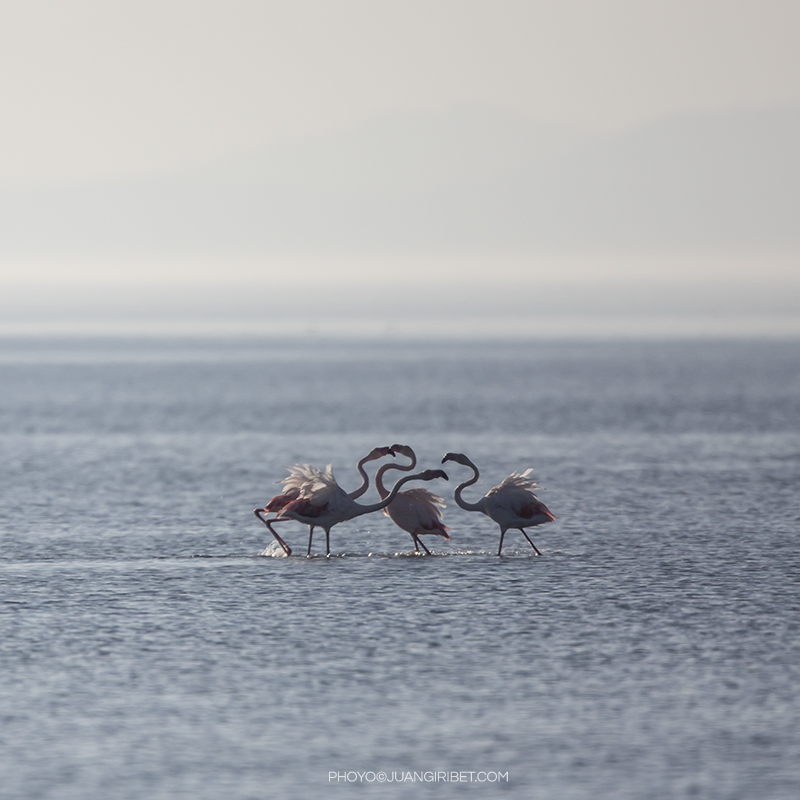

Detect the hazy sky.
[
  {"left": 2, "top": 0, "right": 799, "bottom": 181},
  {"left": 2, "top": 1, "right": 799, "bottom": 336}
]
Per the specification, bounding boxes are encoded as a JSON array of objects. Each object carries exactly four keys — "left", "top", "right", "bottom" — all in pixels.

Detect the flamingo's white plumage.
[
  {"left": 376, "top": 444, "right": 449, "bottom": 554},
  {"left": 255, "top": 446, "right": 394, "bottom": 555},
  {"left": 275, "top": 468, "right": 450, "bottom": 556},
  {"left": 441, "top": 452, "right": 556, "bottom": 556}
]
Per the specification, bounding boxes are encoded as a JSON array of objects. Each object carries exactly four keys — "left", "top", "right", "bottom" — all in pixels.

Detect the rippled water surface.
[{"left": 2, "top": 338, "right": 799, "bottom": 799}]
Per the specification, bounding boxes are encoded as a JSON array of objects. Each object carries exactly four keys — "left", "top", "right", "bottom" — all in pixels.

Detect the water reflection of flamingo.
[
  {"left": 441, "top": 452, "right": 555, "bottom": 556},
  {"left": 375, "top": 444, "right": 450, "bottom": 554},
  {"left": 255, "top": 446, "right": 394, "bottom": 556},
  {"left": 274, "top": 468, "right": 449, "bottom": 556}
]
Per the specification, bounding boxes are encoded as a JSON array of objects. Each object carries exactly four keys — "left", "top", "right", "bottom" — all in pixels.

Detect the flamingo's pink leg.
[
  {"left": 306, "top": 526, "right": 315, "bottom": 556},
  {"left": 521, "top": 529, "right": 542, "bottom": 555},
  {"left": 414, "top": 535, "right": 432, "bottom": 555},
  {"left": 254, "top": 509, "right": 293, "bottom": 556}
]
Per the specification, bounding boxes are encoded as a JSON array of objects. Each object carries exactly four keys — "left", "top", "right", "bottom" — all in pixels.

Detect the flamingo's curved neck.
[
  {"left": 352, "top": 471, "right": 428, "bottom": 517},
  {"left": 348, "top": 454, "right": 374, "bottom": 500},
  {"left": 375, "top": 450, "right": 417, "bottom": 499},
  {"left": 453, "top": 459, "right": 484, "bottom": 512}
]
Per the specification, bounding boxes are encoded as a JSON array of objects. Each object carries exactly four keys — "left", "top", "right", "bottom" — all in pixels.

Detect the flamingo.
[
  {"left": 375, "top": 444, "right": 450, "bottom": 554},
  {"left": 273, "top": 468, "right": 450, "bottom": 556},
  {"left": 441, "top": 452, "right": 556, "bottom": 556},
  {"left": 254, "top": 445, "right": 394, "bottom": 556}
]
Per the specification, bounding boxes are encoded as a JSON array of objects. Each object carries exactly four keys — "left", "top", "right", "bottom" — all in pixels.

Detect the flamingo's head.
[
  {"left": 389, "top": 443, "right": 415, "bottom": 460},
  {"left": 441, "top": 452, "right": 472, "bottom": 467},
  {"left": 417, "top": 468, "right": 449, "bottom": 482},
  {"left": 365, "top": 446, "right": 395, "bottom": 461}
]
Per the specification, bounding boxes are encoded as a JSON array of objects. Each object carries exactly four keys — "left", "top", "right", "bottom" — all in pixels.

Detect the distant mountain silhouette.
[{"left": 2, "top": 104, "right": 798, "bottom": 257}]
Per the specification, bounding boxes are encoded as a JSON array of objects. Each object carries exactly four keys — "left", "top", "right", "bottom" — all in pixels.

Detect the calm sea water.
[{"left": 1, "top": 337, "right": 799, "bottom": 799}]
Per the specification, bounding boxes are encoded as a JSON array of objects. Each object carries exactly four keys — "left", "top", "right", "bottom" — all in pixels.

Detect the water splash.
[{"left": 258, "top": 541, "right": 288, "bottom": 558}]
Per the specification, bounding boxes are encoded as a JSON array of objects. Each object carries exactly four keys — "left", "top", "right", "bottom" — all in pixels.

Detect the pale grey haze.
[
  {"left": 1, "top": 1, "right": 798, "bottom": 336},
  {"left": 3, "top": 106, "right": 798, "bottom": 258}
]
